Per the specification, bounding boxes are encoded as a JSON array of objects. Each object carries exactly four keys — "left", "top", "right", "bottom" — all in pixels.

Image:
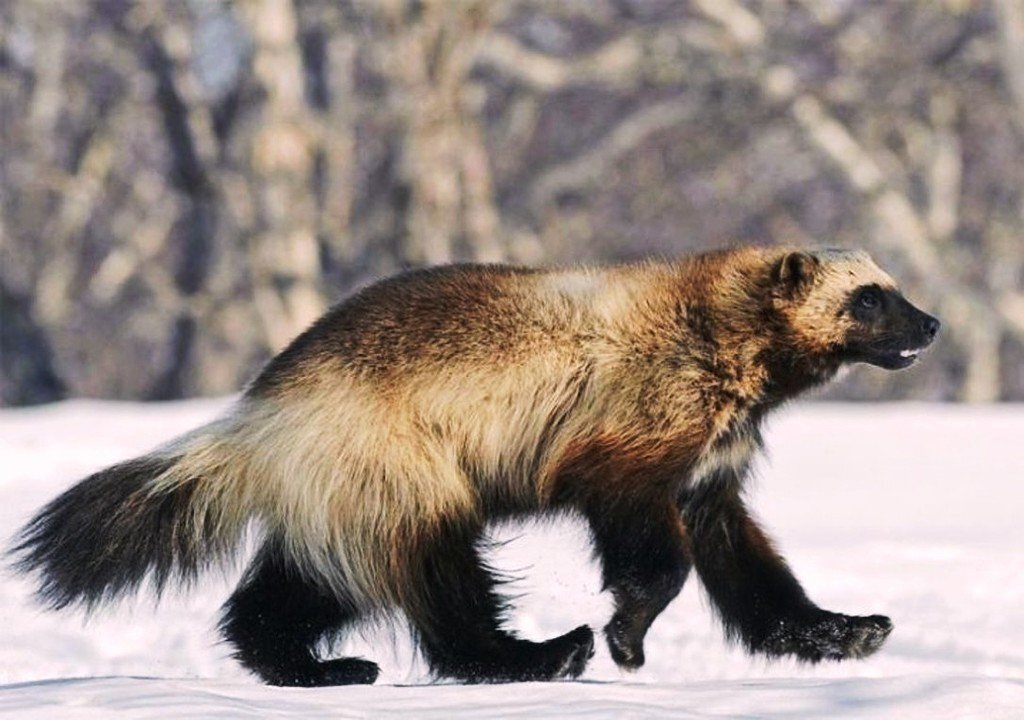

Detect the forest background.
[{"left": 3, "top": 0, "right": 1023, "bottom": 405}]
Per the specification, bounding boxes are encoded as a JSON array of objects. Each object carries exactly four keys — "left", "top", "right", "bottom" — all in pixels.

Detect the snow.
[{"left": 1, "top": 400, "right": 1022, "bottom": 718}]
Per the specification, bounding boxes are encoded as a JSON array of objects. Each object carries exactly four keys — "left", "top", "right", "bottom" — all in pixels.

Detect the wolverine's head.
[{"left": 771, "top": 248, "right": 940, "bottom": 371}]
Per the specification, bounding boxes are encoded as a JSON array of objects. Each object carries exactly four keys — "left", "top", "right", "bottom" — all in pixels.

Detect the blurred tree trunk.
[
  {"left": 371, "top": 0, "right": 504, "bottom": 265},
  {"left": 239, "top": 0, "right": 326, "bottom": 351}
]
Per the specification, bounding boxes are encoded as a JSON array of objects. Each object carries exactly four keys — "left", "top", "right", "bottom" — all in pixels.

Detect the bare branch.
[
  {"left": 531, "top": 98, "right": 698, "bottom": 209},
  {"left": 691, "top": 0, "right": 764, "bottom": 48},
  {"left": 475, "top": 32, "right": 642, "bottom": 91}
]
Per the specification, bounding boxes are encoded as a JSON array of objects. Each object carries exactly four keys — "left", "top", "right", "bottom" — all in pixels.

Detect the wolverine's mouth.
[
  {"left": 873, "top": 346, "right": 926, "bottom": 370},
  {"left": 847, "top": 342, "right": 932, "bottom": 370}
]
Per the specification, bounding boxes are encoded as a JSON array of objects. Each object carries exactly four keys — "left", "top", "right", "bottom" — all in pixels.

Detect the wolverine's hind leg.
[
  {"left": 403, "top": 520, "right": 594, "bottom": 683},
  {"left": 219, "top": 540, "right": 379, "bottom": 687}
]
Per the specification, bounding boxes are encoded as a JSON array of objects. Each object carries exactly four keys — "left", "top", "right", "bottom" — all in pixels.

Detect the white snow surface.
[{"left": 1, "top": 399, "right": 1022, "bottom": 718}]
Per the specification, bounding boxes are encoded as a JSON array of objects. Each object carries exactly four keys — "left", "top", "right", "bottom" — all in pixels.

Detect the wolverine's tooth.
[{"left": 899, "top": 349, "right": 919, "bottom": 358}]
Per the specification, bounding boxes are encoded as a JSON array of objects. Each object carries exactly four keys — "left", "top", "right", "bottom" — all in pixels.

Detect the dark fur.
[
  {"left": 401, "top": 519, "right": 594, "bottom": 683},
  {"left": 219, "top": 539, "right": 380, "bottom": 687},
  {"left": 220, "top": 522, "right": 594, "bottom": 686},
  {"left": 11, "top": 456, "right": 220, "bottom": 610},
  {"left": 679, "top": 470, "right": 892, "bottom": 661}
]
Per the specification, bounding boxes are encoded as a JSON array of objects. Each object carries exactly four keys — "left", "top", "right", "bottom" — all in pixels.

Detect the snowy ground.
[{"left": 0, "top": 399, "right": 1022, "bottom": 718}]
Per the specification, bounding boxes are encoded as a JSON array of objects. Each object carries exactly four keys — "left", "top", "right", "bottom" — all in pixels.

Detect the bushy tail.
[{"left": 11, "top": 437, "right": 242, "bottom": 610}]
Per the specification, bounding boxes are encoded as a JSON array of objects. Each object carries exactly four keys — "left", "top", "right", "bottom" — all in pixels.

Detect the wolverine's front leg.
[
  {"left": 679, "top": 471, "right": 892, "bottom": 662},
  {"left": 583, "top": 498, "right": 691, "bottom": 669}
]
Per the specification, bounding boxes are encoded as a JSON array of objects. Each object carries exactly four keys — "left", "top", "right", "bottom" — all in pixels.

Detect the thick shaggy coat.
[{"left": 12, "top": 246, "right": 940, "bottom": 685}]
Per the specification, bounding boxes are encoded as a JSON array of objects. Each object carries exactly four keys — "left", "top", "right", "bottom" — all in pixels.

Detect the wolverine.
[{"left": 12, "top": 246, "right": 939, "bottom": 686}]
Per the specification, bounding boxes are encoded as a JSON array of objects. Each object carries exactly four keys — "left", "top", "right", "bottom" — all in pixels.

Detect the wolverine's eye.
[{"left": 856, "top": 288, "right": 881, "bottom": 310}]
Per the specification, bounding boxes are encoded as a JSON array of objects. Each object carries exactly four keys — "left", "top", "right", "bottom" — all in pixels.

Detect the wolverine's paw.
[
  {"left": 761, "top": 612, "right": 893, "bottom": 663},
  {"left": 549, "top": 625, "right": 596, "bottom": 679},
  {"left": 438, "top": 627, "right": 594, "bottom": 684},
  {"left": 604, "top": 617, "right": 645, "bottom": 670},
  {"left": 499, "top": 625, "right": 595, "bottom": 682},
  {"left": 263, "top": 657, "right": 380, "bottom": 687},
  {"left": 318, "top": 658, "right": 381, "bottom": 685}
]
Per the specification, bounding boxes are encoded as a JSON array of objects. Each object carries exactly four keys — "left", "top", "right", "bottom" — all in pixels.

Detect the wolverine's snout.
[
  {"left": 877, "top": 298, "right": 941, "bottom": 369},
  {"left": 903, "top": 299, "right": 940, "bottom": 351},
  {"left": 842, "top": 290, "right": 940, "bottom": 371},
  {"left": 921, "top": 314, "right": 940, "bottom": 344}
]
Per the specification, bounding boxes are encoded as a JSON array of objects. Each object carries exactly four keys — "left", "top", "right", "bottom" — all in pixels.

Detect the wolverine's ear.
[{"left": 773, "top": 251, "right": 819, "bottom": 298}]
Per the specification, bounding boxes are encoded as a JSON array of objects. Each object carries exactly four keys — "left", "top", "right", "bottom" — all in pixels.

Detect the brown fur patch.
[{"left": 548, "top": 430, "right": 698, "bottom": 506}]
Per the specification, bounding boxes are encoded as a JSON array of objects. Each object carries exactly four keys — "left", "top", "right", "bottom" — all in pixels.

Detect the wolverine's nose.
[{"left": 922, "top": 315, "right": 940, "bottom": 342}]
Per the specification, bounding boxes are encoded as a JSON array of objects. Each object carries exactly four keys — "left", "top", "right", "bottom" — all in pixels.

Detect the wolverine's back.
[
  {"left": 251, "top": 264, "right": 573, "bottom": 394},
  {"left": 247, "top": 259, "right": 700, "bottom": 397}
]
